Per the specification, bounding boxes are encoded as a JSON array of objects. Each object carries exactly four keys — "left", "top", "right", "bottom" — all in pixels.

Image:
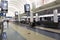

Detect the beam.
[{"left": 32, "top": 1, "right": 60, "bottom": 13}]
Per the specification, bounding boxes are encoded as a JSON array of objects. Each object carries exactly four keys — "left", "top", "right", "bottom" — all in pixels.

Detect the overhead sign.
[
  {"left": 24, "top": 4, "right": 30, "bottom": 12},
  {"left": 1, "top": 1, "right": 8, "bottom": 13},
  {"left": 3, "top": 13, "right": 6, "bottom": 16},
  {"left": 1, "top": 1, "right": 8, "bottom": 10},
  {"left": 15, "top": 11, "right": 18, "bottom": 16}
]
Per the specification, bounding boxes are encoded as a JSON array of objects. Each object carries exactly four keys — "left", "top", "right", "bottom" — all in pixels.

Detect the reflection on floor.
[
  {"left": 10, "top": 22, "right": 57, "bottom": 40},
  {"left": 14, "top": 23, "right": 60, "bottom": 40},
  {"left": 6, "top": 23, "right": 26, "bottom": 40}
]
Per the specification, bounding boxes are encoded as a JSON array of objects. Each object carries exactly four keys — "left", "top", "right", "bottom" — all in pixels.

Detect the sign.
[
  {"left": 1, "top": 1, "right": 8, "bottom": 10},
  {"left": 24, "top": 4, "right": 30, "bottom": 12},
  {"left": 15, "top": 11, "right": 18, "bottom": 21},
  {"left": 15, "top": 11, "right": 18, "bottom": 16},
  {"left": 1, "top": 1, "right": 8, "bottom": 13},
  {"left": 3, "top": 13, "right": 6, "bottom": 16}
]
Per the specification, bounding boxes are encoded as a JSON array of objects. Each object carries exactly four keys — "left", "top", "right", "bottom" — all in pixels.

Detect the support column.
[
  {"left": 30, "top": 11, "right": 33, "bottom": 22},
  {"left": 18, "top": 14, "right": 20, "bottom": 22},
  {"left": 27, "top": 16, "right": 28, "bottom": 22},
  {"left": 53, "top": 9, "right": 58, "bottom": 23},
  {"left": 53, "top": 9, "right": 58, "bottom": 28},
  {"left": 26, "top": 12, "right": 30, "bottom": 23},
  {"left": 15, "top": 11, "right": 19, "bottom": 21},
  {"left": 35, "top": 13, "right": 39, "bottom": 22}
]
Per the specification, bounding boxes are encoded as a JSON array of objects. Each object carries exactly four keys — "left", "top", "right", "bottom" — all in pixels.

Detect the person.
[
  {"left": 3, "top": 20, "right": 8, "bottom": 32},
  {"left": 7, "top": 20, "right": 9, "bottom": 28},
  {"left": 31, "top": 19, "right": 36, "bottom": 28},
  {"left": 7, "top": 20, "right": 9, "bottom": 24}
]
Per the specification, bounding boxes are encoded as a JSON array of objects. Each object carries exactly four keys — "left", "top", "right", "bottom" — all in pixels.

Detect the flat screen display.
[
  {"left": 15, "top": 11, "right": 18, "bottom": 15},
  {"left": 24, "top": 4, "right": 30, "bottom": 12},
  {"left": 1, "top": 1, "right": 8, "bottom": 10}
]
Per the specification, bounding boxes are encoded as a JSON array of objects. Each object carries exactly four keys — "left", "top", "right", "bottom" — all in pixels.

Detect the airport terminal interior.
[{"left": 0, "top": 0, "right": 60, "bottom": 40}]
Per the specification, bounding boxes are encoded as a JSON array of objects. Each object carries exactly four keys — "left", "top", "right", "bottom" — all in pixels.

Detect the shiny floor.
[
  {"left": 6, "top": 23, "right": 25, "bottom": 40},
  {"left": 5, "top": 22, "right": 60, "bottom": 40}
]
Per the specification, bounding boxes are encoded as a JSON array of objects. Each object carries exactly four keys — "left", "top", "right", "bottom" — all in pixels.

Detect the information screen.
[
  {"left": 15, "top": 11, "right": 18, "bottom": 16},
  {"left": 1, "top": 1, "right": 8, "bottom": 10},
  {"left": 24, "top": 4, "right": 30, "bottom": 12}
]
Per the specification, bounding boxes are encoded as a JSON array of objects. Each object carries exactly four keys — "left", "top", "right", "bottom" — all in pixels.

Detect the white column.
[
  {"left": 53, "top": 9, "right": 58, "bottom": 23},
  {"left": 26, "top": 12, "right": 29, "bottom": 22},
  {"left": 35, "top": 13, "right": 39, "bottom": 22},
  {"left": 26, "top": 16, "right": 28, "bottom": 22},
  {"left": 18, "top": 14, "right": 20, "bottom": 21},
  {"left": 30, "top": 11, "right": 33, "bottom": 22}
]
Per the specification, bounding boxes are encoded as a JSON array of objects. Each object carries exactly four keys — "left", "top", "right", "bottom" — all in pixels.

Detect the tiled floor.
[
  {"left": 11, "top": 22, "right": 56, "bottom": 40},
  {"left": 14, "top": 23, "right": 60, "bottom": 40},
  {"left": 6, "top": 23, "right": 26, "bottom": 40},
  {"left": 5, "top": 22, "right": 60, "bottom": 40}
]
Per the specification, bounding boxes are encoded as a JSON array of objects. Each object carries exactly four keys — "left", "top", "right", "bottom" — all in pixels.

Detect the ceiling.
[
  {"left": 0, "top": 0, "right": 56, "bottom": 17},
  {"left": 7, "top": 0, "right": 31, "bottom": 17}
]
